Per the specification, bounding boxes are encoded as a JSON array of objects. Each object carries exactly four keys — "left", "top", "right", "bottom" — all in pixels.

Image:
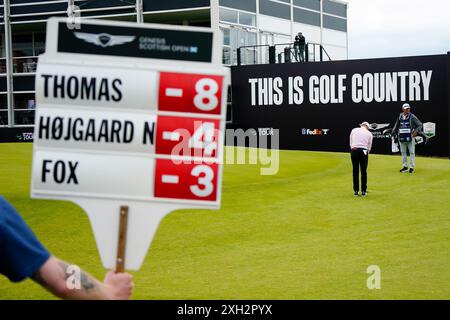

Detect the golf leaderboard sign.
[{"left": 31, "top": 18, "right": 229, "bottom": 271}]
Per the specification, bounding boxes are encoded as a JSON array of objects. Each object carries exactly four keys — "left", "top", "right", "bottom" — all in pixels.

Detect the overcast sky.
[{"left": 347, "top": 0, "right": 450, "bottom": 59}]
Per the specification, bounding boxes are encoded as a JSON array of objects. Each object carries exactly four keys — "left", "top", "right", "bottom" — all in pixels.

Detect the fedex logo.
[{"left": 301, "top": 128, "right": 330, "bottom": 136}]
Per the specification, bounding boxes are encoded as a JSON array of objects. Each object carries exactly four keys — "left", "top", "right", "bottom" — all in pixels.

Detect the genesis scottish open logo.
[
  {"left": 367, "top": 123, "right": 391, "bottom": 139},
  {"left": 74, "top": 32, "right": 136, "bottom": 48},
  {"left": 368, "top": 123, "right": 390, "bottom": 131}
]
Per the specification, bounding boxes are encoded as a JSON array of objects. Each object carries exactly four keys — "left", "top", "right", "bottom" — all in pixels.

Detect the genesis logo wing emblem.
[
  {"left": 74, "top": 32, "right": 136, "bottom": 48},
  {"left": 369, "top": 123, "right": 390, "bottom": 130}
]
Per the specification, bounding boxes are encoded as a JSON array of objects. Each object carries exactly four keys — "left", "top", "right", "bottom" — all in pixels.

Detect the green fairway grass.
[{"left": 0, "top": 143, "right": 449, "bottom": 299}]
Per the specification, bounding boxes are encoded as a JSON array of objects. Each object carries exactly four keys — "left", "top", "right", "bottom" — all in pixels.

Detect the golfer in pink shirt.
[{"left": 349, "top": 122, "right": 373, "bottom": 197}]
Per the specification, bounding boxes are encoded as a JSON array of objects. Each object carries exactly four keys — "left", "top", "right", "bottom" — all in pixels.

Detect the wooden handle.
[{"left": 115, "top": 205, "right": 129, "bottom": 273}]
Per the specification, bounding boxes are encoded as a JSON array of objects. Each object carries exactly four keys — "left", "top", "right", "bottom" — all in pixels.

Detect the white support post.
[
  {"left": 136, "top": 0, "right": 143, "bottom": 24},
  {"left": 67, "top": 0, "right": 75, "bottom": 17},
  {"left": 320, "top": 0, "right": 324, "bottom": 46},
  {"left": 210, "top": 0, "right": 220, "bottom": 32},
  {"left": 290, "top": 0, "right": 294, "bottom": 42},
  {"left": 4, "top": 0, "right": 14, "bottom": 127}
]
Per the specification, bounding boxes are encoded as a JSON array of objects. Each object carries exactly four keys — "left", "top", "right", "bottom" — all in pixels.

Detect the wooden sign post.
[{"left": 115, "top": 206, "right": 129, "bottom": 273}]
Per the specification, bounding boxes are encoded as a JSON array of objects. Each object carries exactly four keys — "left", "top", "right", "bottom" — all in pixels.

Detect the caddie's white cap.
[
  {"left": 402, "top": 103, "right": 411, "bottom": 109},
  {"left": 360, "top": 121, "right": 370, "bottom": 128}
]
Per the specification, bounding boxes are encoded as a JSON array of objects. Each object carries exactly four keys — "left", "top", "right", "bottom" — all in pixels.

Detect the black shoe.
[
  {"left": 354, "top": 191, "right": 359, "bottom": 197},
  {"left": 409, "top": 168, "right": 414, "bottom": 173},
  {"left": 400, "top": 167, "right": 408, "bottom": 173},
  {"left": 361, "top": 191, "right": 366, "bottom": 197}
]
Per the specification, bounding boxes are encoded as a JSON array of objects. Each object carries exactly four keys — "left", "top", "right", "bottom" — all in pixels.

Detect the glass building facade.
[
  {"left": 0, "top": 0, "right": 347, "bottom": 128},
  {"left": 218, "top": 0, "right": 348, "bottom": 65}
]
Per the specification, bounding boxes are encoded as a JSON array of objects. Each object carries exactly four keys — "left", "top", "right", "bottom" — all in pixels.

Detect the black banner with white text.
[{"left": 231, "top": 54, "right": 450, "bottom": 157}]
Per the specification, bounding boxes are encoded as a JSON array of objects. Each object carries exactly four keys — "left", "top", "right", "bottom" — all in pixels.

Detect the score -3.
[
  {"left": 155, "top": 160, "right": 219, "bottom": 202},
  {"left": 154, "top": 71, "right": 224, "bottom": 203}
]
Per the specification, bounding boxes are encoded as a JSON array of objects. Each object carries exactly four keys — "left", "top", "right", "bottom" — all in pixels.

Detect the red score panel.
[
  {"left": 154, "top": 159, "right": 218, "bottom": 202},
  {"left": 155, "top": 115, "right": 220, "bottom": 158},
  {"left": 158, "top": 72, "right": 224, "bottom": 115}
]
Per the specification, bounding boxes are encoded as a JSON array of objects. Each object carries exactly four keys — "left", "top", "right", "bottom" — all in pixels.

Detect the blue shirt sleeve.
[{"left": 0, "top": 196, "right": 50, "bottom": 282}]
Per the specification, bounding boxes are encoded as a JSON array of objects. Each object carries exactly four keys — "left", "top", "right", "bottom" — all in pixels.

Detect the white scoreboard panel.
[{"left": 31, "top": 18, "right": 229, "bottom": 270}]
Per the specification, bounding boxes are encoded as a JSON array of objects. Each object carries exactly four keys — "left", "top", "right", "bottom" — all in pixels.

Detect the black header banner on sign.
[
  {"left": 231, "top": 54, "right": 450, "bottom": 157},
  {"left": 57, "top": 22, "right": 213, "bottom": 62}
]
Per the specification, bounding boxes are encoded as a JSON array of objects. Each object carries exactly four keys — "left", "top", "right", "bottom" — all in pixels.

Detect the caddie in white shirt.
[{"left": 391, "top": 103, "right": 424, "bottom": 173}]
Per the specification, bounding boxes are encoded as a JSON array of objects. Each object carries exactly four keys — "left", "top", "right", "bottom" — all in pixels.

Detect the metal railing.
[{"left": 237, "top": 42, "right": 331, "bottom": 66}]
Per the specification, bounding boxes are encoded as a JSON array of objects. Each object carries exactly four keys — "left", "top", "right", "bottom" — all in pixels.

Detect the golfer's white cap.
[
  {"left": 402, "top": 103, "right": 411, "bottom": 109},
  {"left": 360, "top": 121, "right": 370, "bottom": 128}
]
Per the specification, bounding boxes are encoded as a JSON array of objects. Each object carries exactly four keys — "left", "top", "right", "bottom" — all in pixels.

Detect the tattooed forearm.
[
  {"left": 57, "top": 261, "right": 70, "bottom": 280},
  {"left": 80, "top": 271, "right": 96, "bottom": 291},
  {"left": 30, "top": 257, "right": 105, "bottom": 299},
  {"left": 58, "top": 260, "right": 96, "bottom": 292},
  {"left": 31, "top": 269, "right": 50, "bottom": 289}
]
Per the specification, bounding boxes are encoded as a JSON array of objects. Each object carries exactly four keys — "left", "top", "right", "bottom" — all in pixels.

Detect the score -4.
[
  {"left": 156, "top": 116, "right": 220, "bottom": 158},
  {"left": 158, "top": 72, "right": 224, "bottom": 115}
]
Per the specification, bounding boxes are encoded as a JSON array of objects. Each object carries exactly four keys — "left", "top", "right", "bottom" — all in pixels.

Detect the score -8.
[
  {"left": 194, "top": 78, "right": 219, "bottom": 111},
  {"left": 158, "top": 72, "right": 224, "bottom": 115}
]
